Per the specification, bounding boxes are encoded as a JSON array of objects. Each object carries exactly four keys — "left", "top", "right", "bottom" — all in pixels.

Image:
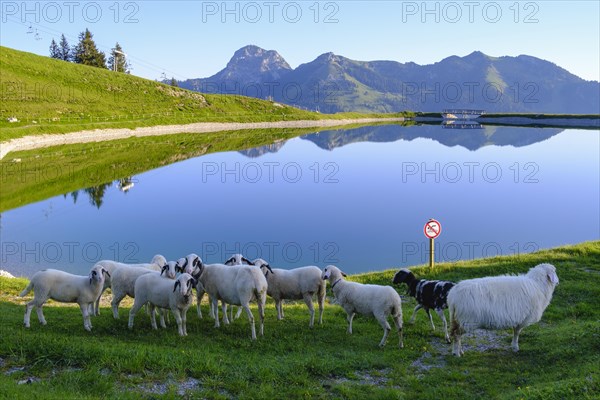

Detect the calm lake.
[{"left": 1, "top": 123, "right": 599, "bottom": 277}]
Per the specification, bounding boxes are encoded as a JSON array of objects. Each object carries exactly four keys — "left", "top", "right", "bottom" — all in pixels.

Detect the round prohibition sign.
[{"left": 424, "top": 219, "right": 442, "bottom": 239}]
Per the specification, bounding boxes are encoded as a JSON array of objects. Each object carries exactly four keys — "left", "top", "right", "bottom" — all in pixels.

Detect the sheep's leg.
[
  {"left": 425, "top": 308, "right": 436, "bottom": 331},
  {"left": 347, "top": 312, "right": 355, "bottom": 334},
  {"left": 196, "top": 288, "right": 204, "bottom": 319},
  {"left": 435, "top": 308, "right": 450, "bottom": 343},
  {"left": 94, "top": 297, "right": 100, "bottom": 316},
  {"left": 173, "top": 309, "right": 184, "bottom": 336},
  {"left": 79, "top": 303, "right": 92, "bottom": 331},
  {"left": 94, "top": 288, "right": 105, "bottom": 316},
  {"left": 243, "top": 303, "right": 256, "bottom": 340},
  {"left": 376, "top": 313, "right": 391, "bottom": 347},
  {"left": 209, "top": 296, "right": 216, "bottom": 319},
  {"left": 450, "top": 319, "right": 463, "bottom": 357},
  {"left": 159, "top": 308, "right": 167, "bottom": 329},
  {"left": 280, "top": 301, "right": 285, "bottom": 318},
  {"left": 303, "top": 293, "right": 315, "bottom": 328},
  {"left": 234, "top": 305, "right": 243, "bottom": 320},
  {"left": 24, "top": 302, "right": 34, "bottom": 328},
  {"left": 275, "top": 300, "right": 283, "bottom": 320},
  {"left": 317, "top": 292, "right": 324, "bottom": 325},
  {"left": 393, "top": 312, "right": 404, "bottom": 348},
  {"left": 229, "top": 304, "right": 234, "bottom": 322},
  {"left": 182, "top": 308, "right": 188, "bottom": 336},
  {"left": 149, "top": 304, "right": 159, "bottom": 330},
  {"left": 222, "top": 301, "right": 230, "bottom": 325},
  {"left": 128, "top": 300, "right": 144, "bottom": 330},
  {"left": 25, "top": 297, "right": 48, "bottom": 327},
  {"left": 512, "top": 326, "right": 523, "bottom": 352},
  {"left": 111, "top": 293, "right": 126, "bottom": 319},
  {"left": 258, "top": 292, "right": 266, "bottom": 336},
  {"left": 409, "top": 304, "right": 422, "bottom": 324},
  {"left": 35, "top": 302, "right": 47, "bottom": 326},
  {"left": 212, "top": 298, "right": 220, "bottom": 328}
]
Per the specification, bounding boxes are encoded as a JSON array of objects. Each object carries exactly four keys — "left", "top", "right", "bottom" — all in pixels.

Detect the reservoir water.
[{"left": 1, "top": 124, "right": 598, "bottom": 276}]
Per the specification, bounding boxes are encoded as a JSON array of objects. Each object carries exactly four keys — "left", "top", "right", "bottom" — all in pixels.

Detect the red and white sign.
[{"left": 424, "top": 219, "right": 442, "bottom": 239}]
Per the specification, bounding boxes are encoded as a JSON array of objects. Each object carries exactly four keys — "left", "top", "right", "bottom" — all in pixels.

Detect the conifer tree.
[
  {"left": 72, "top": 29, "right": 107, "bottom": 68},
  {"left": 58, "top": 34, "right": 71, "bottom": 61},
  {"left": 49, "top": 39, "right": 60, "bottom": 59}
]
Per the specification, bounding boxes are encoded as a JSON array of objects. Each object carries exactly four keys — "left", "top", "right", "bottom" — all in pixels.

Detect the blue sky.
[{"left": 1, "top": 1, "right": 599, "bottom": 82}]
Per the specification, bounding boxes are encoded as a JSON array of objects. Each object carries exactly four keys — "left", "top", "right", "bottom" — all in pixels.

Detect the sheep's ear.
[
  {"left": 548, "top": 271, "right": 559, "bottom": 285},
  {"left": 175, "top": 264, "right": 183, "bottom": 273},
  {"left": 224, "top": 257, "right": 234, "bottom": 265},
  {"left": 160, "top": 265, "right": 168, "bottom": 276},
  {"left": 180, "top": 258, "right": 189, "bottom": 269},
  {"left": 265, "top": 264, "right": 274, "bottom": 275},
  {"left": 102, "top": 268, "right": 111, "bottom": 278},
  {"left": 242, "top": 257, "right": 253, "bottom": 265},
  {"left": 341, "top": 271, "right": 347, "bottom": 277},
  {"left": 173, "top": 280, "right": 180, "bottom": 293},
  {"left": 192, "top": 265, "right": 204, "bottom": 281},
  {"left": 193, "top": 257, "right": 201, "bottom": 267}
]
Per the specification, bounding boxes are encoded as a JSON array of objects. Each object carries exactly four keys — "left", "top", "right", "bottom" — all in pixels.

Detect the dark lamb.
[{"left": 392, "top": 269, "right": 455, "bottom": 343}]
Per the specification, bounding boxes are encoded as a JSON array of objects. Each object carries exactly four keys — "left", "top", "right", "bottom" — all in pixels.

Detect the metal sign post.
[{"left": 423, "top": 219, "right": 442, "bottom": 268}]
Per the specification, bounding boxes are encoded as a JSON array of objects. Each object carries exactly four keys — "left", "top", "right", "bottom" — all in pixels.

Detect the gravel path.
[{"left": 0, "top": 118, "right": 404, "bottom": 160}]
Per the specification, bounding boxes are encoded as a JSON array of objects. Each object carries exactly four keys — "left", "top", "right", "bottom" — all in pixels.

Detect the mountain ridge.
[{"left": 179, "top": 45, "right": 600, "bottom": 114}]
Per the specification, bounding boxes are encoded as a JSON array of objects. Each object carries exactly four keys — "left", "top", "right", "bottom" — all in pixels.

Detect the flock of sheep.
[{"left": 19, "top": 253, "right": 559, "bottom": 356}]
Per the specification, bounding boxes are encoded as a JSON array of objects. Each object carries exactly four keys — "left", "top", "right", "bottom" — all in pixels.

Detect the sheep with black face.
[
  {"left": 20, "top": 265, "right": 110, "bottom": 331},
  {"left": 128, "top": 273, "right": 197, "bottom": 336},
  {"left": 392, "top": 268, "right": 455, "bottom": 343}
]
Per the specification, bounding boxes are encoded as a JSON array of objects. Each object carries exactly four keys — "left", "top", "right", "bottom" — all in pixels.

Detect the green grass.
[
  {"left": 1, "top": 241, "right": 599, "bottom": 399},
  {"left": 0, "top": 46, "right": 408, "bottom": 141}
]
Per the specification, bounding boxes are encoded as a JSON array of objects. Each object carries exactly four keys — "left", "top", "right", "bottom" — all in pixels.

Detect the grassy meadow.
[
  {"left": 0, "top": 46, "right": 407, "bottom": 141},
  {"left": 0, "top": 241, "right": 598, "bottom": 399}
]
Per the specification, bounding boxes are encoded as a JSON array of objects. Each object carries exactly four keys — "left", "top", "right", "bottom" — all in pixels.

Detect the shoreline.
[
  {"left": 414, "top": 116, "right": 600, "bottom": 128},
  {"left": 0, "top": 118, "right": 404, "bottom": 160}
]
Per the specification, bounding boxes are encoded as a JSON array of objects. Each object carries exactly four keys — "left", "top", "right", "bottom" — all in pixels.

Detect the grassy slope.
[
  {"left": 0, "top": 46, "right": 407, "bottom": 140},
  {"left": 0, "top": 241, "right": 598, "bottom": 399}
]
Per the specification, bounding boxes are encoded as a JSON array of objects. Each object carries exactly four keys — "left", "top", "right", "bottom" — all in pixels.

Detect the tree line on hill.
[{"left": 49, "top": 29, "right": 130, "bottom": 73}]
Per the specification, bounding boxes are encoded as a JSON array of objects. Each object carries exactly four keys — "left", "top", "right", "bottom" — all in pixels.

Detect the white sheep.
[
  {"left": 110, "top": 261, "right": 176, "bottom": 319},
  {"left": 128, "top": 273, "right": 196, "bottom": 336},
  {"left": 253, "top": 258, "right": 325, "bottom": 327},
  {"left": 175, "top": 253, "right": 208, "bottom": 318},
  {"left": 224, "top": 254, "right": 254, "bottom": 320},
  {"left": 224, "top": 254, "right": 253, "bottom": 266},
  {"left": 192, "top": 260, "right": 268, "bottom": 340},
  {"left": 92, "top": 254, "right": 168, "bottom": 316},
  {"left": 176, "top": 253, "right": 250, "bottom": 321},
  {"left": 20, "top": 265, "right": 110, "bottom": 331},
  {"left": 322, "top": 265, "right": 403, "bottom": 348},
  {"left": 448, "top": 263, "right": 559, "bottom": 356}
]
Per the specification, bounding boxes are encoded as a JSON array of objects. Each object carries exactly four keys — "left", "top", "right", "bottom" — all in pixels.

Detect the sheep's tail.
[
  {"left": 448, "top": 302, "right": 462, "bottom": 338},
  {"left": 253, "top": 287, "right": 265, "bottom": 319},
  {"left": 317, "top": 279, "right": 326, "bottom": 303},
  {"left": 19, "top": 281, "right": 34, "bottom": 297}
]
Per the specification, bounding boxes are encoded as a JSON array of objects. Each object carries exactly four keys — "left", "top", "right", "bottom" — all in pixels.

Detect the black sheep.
[{"left": 392, "top": 269, "right": 455, "bottom": 343}]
